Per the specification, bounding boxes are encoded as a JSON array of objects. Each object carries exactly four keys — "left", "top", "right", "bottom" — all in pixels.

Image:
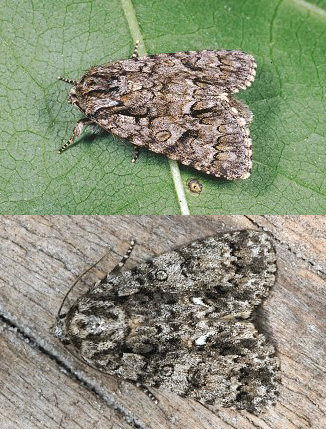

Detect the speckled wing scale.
[
  {"left": 59, "top": 49, "right": 256, "bottom": 179},
  {"left": 54, "top": 231, "right": 280, "bottom": 413}
]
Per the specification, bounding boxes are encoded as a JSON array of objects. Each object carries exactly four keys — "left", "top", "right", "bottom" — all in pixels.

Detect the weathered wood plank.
[
  {"left": 0, "top": 216, "right": 325, "bottom": 428},
  {"left": 246, "top": 215, "right": 326, "bottom": 271},
  {"left": 0, "top": 321, "right": 131, "bottom": 429}
]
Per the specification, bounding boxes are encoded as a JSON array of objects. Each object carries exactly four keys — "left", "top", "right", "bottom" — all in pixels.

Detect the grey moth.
[
  {"left": 53, "top": 230, "right": 280, "bottom": 414},
  {"left": 58, "top": 44, "right": 256, "bottom": 180}
]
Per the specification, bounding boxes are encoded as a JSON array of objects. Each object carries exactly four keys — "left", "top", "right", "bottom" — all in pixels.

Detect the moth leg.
[
  {"left": 131, "top": 146, "right": 140, "bottom": 163},
  {"left": 101, "top": 239, "right": 136, "bottom": 282},
  {"left": 131, "top": 40, "right": 140, "bottom": 60},
  {"left": 136, "top": 383, "right": 159, "bottom": 404},
  {"left": 58, "top": 118, "right": 95, "bottom": 154}
]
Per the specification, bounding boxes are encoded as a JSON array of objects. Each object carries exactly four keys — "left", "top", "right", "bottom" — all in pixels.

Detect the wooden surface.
[{"left": 0, "top": 215, "right": 325, "bottom": 429}]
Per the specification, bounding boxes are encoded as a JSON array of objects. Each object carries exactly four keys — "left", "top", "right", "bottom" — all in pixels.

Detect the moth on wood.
[
  {"left": 58, "top": 42, "right": 256, "bottom": 180},
  {"left": 53, "top": 231, "right": 280, "bottom": 414}
]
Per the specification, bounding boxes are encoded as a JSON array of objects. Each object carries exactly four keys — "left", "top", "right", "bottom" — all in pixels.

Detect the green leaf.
[{"left": 0, "top": 0, "right": 325, "bottom": 214}]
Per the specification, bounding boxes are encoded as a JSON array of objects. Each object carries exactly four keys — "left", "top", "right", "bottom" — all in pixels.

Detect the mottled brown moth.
[
  {"left": 58, "top": 42, "right": 256, "bottom": 179},
  {"left": 53, "top": 231, "right": 280, "bottom": 414}
]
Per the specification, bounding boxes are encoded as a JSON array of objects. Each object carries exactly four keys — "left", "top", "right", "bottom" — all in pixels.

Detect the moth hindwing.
[
  {"left": 54, "top": 230, "right": 280, "bottom": 414},
  {"left": 58, "top": 47, "right": 256, "bottom": 180}
]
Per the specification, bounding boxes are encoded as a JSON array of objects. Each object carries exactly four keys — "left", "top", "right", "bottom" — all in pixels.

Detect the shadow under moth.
[
  {"left": 53, "top": 230, "right": 280, "bottom": 414},
  {"left": 58, "top": 42, "right": 256, "bottom": 180}
]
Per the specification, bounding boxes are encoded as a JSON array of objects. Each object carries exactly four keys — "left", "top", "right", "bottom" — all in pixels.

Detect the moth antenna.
[
  {"left": 58, "top": 76, "right": 77, "bottom": 85},
  {"left": 57, "top": 253, "right": 108, "bottom": 318},
  {"left": 57, "top": 239, "right": 136, "bottom": 317}
]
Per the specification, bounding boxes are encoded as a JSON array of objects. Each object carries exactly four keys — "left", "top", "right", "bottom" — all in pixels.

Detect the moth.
[
  {"left": 58, "top": 42, "right": 256, "bottom": 180},
  {"left": 53, "top": 231, "right": 280, "bottom": 414}
]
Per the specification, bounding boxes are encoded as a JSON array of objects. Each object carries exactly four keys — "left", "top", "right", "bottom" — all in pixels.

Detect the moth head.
[
  {"left": 51, "top": 314, "right": 71, "bottom": 345},
  {"left": 68, "top": 87, "right": 79, "bottom": 107}
]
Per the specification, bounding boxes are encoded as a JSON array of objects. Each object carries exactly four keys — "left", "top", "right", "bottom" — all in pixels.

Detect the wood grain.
[{"left": 0, "top": 216, "right": 325, "bottom": 428}]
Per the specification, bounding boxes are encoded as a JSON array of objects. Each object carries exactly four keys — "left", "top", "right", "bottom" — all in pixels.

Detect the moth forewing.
[{"left": 58, "top": 49, "right": 256, "bottom": 180}]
